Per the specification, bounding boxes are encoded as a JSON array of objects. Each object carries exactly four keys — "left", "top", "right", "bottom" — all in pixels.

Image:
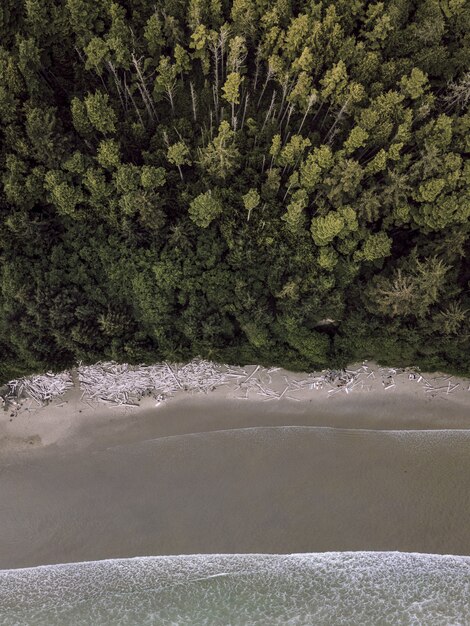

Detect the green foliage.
[
  {"left": 278, "top": 135, "right": 311, "bottom": 168},
  {"left": 84, "top": 92, "right": 117, "bottom": 134},
  {"left": 198, "top": 121, "right": 240, "bottom": 180},
  {"left": 400, "top": 68, "right": 429, "bottom": 100},
  {"left": 153, "top": 56, "right": 178, "bottom": 106},
  {"left": 222, "top": 72, "right": 243, "bottom": 105},
  {"left": 311, "top": 211, "right": 345, "bottom": 246},
  {"left": 282, "top": 188, "right": 308, "bottom": 232},
  {"left": 167, "top": 142, "right": 191, "bottom": 168},
  {"left": 44, "top": 172, "right": 84, "bottom": 217},
  {"left": 357, "top": 232, "right": 393, "bottom": 262},
  {"left": 189, "top": 190, "right": 223, "bottom": 228},
  {"left": 242, "top": 188, "right": 260, "bottom": 220},
  {"left": 97, "top": 140, "right": 120, "bottom": 169},
  {"left": 141, "top": 166, "right": 166, "bottom": 190},
  {"left": 299, "top": 146, "right": 334, "bottom": 192},
  {"left": 0, "top": 0, "right": 469, "bottom": 381},
  {"left": 364, "top": 256, "right": 451, "bottom": 319}
]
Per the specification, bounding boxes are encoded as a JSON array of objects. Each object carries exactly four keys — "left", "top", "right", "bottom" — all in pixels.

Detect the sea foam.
[{"left": 1, "top": 552, "right": 469, "bottom": 625}]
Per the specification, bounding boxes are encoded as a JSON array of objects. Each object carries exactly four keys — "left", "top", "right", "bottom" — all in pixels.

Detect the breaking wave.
[{"left": 1, "top": 552, "right": 470, "bottom": 625}]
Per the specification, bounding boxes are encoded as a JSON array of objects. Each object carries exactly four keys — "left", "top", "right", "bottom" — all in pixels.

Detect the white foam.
[{"left": 1, "top": 552, "right": 469, "bottom": 625}]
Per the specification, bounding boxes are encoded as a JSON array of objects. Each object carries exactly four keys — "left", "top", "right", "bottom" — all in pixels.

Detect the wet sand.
[
  {"left": 1, "top": 424, "right": 470, "bottom": 569},
  {"left": 1, "top": 363, "right": 469, "bottom": 570}
]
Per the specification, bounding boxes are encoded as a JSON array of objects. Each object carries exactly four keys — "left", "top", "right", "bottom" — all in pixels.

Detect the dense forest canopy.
[{"left": 0, "top": 0, "right": 469, "bottom": 383}]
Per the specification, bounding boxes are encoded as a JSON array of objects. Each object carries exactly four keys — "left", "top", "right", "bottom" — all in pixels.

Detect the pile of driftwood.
[
  {"left": 229, "top": 364, "right": 364, "bottom": 400},
  {"left": 4, "top": 359, "right": 467, "bottom": 409},
  {"left": 228, "top": 365, "right": 301, "bottom": 401},
  {"left": 77, "top": 359, "right": 229, "bottom": 407},
  {"left": 3, "top": 371, "right": 73, "bottom": 407},
  {"left": 408, "top": 372, "right": 461, "bottom": 396}
]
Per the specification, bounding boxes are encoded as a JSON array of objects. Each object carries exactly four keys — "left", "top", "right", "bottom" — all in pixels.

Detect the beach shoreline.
[
  {"left": 1, "top": 360, "right": 469, "bottom": 457},
  {"left": 1, "top": 360, "right": 469, "bottom": 569},
  {"left": 2, "top": 552, "right": 470, "bottom": 625}
]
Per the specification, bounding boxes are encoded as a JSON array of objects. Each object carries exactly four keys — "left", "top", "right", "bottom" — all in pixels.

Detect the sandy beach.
[{"left": 1, "top": 362, "right": 469, "bottom": 569}]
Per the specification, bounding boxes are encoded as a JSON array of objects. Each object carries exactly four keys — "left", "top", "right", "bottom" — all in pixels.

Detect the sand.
[{"left": 0, "top": 362, "right": 469, "bottom": 569}]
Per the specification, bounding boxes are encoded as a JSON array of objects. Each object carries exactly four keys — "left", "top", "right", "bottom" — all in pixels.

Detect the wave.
[{"left": 1, "top": 552, "right": 469, "bottom": 625}]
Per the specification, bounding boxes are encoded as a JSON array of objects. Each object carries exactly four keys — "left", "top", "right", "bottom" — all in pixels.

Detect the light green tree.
[
  {"left": 282, "top": 188, "right": 308, "bottom": 232},
  {"left": 167, "top": 142, "right": 191, "bottom": 181},
  {"left": 189, "top": 190, "right": 223, "bottom": 227},
  {"left": 84, "top": 91, "right": 117, "bottom": 134},
  {"left": 222, "top": 71, "right": 243, "bottom": 127},
  {"left": 356, "top": 232, "right": 392, "bottom": 261},
  {"left": 144, "top": 13, "right": 164, "bottom": 57},
  {"left": 189, "top": 25, "right": 212, "bottom": 75},
  {"left": 71, "top": 97, "right": 94, "bottom": 138},
  {"left": 44, "top": 171, "right": 84, "bottom": 217},
  {"left": 106, "top": 2, "right": 131, "bottom": 69},
  {"left": 84, "top": 37, "right": 109, "bottom": 74},
  {"left": 66, "top": 0, "right": 103, "bottom": 46},
  {"left": 400, "top": 68, "right": 429, "bottom": 100},
  {"left": 299, "top": 145, "right": 333, "bottom": 192},
  {"left": 141, "top": 166, "right": 166, "bottom": 189},
  {"left": 153, "top": 56, "right": 178, "bottom": 112},
  {"left": 317, "top": 246, "right": 338, "bottom": 270},
  {"left": 242, "top": 188, "right": 260, "bottom": 220},
  {"left": 174, "top": 44, "right": 191, "bottom": 75},
  {"left": 284, "top": 14, "right": 311, "bottom": 59},
  {"left": 343, "top": 126, "right": 369, "bottom": 154},
  {"left": 365, "top": 256, "right": 450, "bottom": 318},
  {"left": 114, "top": 164, "right": 140, "bottom": 193},
  {"left": 97, "top": 139, "right": 120, "bottom": 169},
  {"left": 227, "top": 36, "right": 247, "bottom": 73},
  {"left": 230, "top": 0, "right": 258, "bottom": 39},
  {"left": 278, "top": 135, "right": 311, "bottom": 169},
  {"left": 198, "top": 121, "right": 240, "bottom": 179},
  {"left": 311, "top": 211, "right": 345, "bottom": 246}
]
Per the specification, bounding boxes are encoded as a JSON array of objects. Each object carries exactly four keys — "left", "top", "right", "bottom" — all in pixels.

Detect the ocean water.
[{"left": 1, "top": 552, "right": 469, "bottom": 625}]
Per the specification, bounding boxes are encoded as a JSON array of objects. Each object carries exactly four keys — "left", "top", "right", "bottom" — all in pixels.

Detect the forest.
[{"left": 0, "top": 0, "right": 469, "bottom": 384}]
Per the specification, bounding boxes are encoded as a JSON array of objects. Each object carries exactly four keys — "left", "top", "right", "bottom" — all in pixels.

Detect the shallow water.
[{"left": 1, "top": 552, "right": 470, "bottom": 625}]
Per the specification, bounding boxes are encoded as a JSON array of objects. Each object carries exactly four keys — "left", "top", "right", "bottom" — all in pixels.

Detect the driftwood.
[
  {"left": 76, "top": 359, "right": 230, "bottom": 407},
  {"left": 4, "top": 372, "right": 73, "bottom": 407},
  {"left": 4, "top": 358, "right": 468, "bottom": 410}
]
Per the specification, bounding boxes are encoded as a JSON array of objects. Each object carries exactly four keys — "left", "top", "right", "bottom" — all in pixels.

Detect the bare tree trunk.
[
  {"left": 283, "top": 180, "right": 294, "bottom": 201},
  {"left": 253, "top": 45, "right": 261, "bottom": 92},
  {"left": 125, "top": 84, "right": 145, "bottom": 128},
  {"left": 241, "top": 92, "right": 249, "bottom": 130},
  {"left": 167, "top": 87, "right": 175, "bottom": 114},
  {"left": 107, "top": 61, "right": 126, "bottom": 112},
  {"left": 324, "top": 97, "right": 350, "bottom": 144},
  {"left": 212, "top": 84, "right": 218, "bottom": 117},
  {"left": 219, "top": 26, "right": 229, "bottom": 84},
  {"left": 131, "top": 53, "right": 158, "bottom": 121},
  {"left": 261, "top": 90, "right": 277, "bottom": 133},
  {"left": 281, "top": 104, "right": 294, "bottom": 135},
  {"left": 190, "top": 81, "right": 197, "bottom": 121},
  {"left": 212, "top": 42, "right": 219, "bottom": 121},
  {"left": 319, "top": 100, "right": 333, "bottom": 130},
  {"left": 257, "top": 65, "right": 273, "bottom": 108},
  {"left": 310, "top": 101, "right": 324, "bottom": 126},
  {"left": 137, "top": 84, "right": 155, "bottom": 121},
  {"left": 276, "top": 77, "right": 291, "bottom": 122},
  {"left": 297, "top": 94, "right": 316, "bottom": 135}
]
